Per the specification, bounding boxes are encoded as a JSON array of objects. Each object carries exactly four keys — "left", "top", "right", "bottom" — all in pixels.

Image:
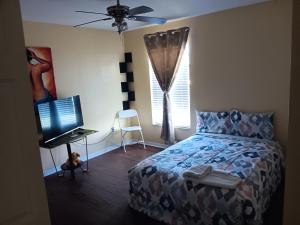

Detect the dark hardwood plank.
[{"left": 45, "top": 144, "right": 163, "bottom": 225}]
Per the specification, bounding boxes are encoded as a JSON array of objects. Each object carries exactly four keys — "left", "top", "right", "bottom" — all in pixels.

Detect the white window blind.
[{"left": 149, "top": 45, "right": 190, "bottom": 128}]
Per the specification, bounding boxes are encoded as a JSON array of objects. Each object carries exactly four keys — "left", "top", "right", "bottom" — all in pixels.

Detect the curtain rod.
[{"left": 145, "top": 27, "right": 190, "bottom": 38}]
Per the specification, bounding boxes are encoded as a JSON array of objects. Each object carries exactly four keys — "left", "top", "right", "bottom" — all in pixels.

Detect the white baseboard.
[
  {"left": 128, "top": 139, "right": 169, "bottom": 149},
  {"left": 43, "top": 140, "right": 168, "bottom": 177},
  {"left": 145, "top": 141, "right": 169, "bottom": 149}
]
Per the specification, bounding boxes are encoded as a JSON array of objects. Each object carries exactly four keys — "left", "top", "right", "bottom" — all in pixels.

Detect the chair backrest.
[{"left": 118, "top": 109, "right": 138, "bottom": 119}]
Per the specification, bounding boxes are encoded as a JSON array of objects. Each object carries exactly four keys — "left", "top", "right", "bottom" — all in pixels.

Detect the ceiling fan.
[{"left": 74, "top": 0, "right": 167, "bottom": 33}]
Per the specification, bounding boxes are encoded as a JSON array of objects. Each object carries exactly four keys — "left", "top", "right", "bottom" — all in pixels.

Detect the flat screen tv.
[{"left": 37, "top": 95, "right": 84, "bottom": 142}]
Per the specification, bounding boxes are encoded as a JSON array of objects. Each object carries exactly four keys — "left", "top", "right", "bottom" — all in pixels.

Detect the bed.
[{"left": 128, "top": 121, "right": 283, "bottom": 225}]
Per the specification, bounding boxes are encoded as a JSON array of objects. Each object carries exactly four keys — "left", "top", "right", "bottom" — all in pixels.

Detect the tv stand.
[{"left": 40, "top": 128, "right": 97, "bottom": 179}]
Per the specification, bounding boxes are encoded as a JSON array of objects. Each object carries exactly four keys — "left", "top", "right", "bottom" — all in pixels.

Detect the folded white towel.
[
  {"left": 199, "top": 171, "right": 241, "bottom": 189},
  {"left": 185, "top": 169, "right": 241, "bottom": 189},
  {"left": 182, "top": 165, "right": 213, "bottom": 180}
]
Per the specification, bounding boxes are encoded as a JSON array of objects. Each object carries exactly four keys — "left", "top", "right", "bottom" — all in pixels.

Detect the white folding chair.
[{"left": 118, "top": 109, "right": 146, "bottom": 152}]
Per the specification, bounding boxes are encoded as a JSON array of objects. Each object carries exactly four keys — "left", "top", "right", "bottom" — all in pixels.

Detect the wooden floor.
[{"left": 44, "top": 144, "right": 283, "bottom": 225}]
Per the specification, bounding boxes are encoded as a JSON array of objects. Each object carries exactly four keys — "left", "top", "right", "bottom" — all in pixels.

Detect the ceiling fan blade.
[
  {"left": 73, "top": 18, "right": 112, "bottom": 27},
  {"left": 128, "top": 6, "right": 154, "bottom": 16},
  {"left": 75, "top": 10, "right": 108, "bottom": 16},
  {"left": 130, "top": 16, "right": 167, "bottom": 24}
]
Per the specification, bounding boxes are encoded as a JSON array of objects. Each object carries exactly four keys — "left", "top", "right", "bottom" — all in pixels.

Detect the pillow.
[
  {"left": 196, "top": 111, "right": 232, "bottom": 134},
  {"left": 230, "top": 110, "right": 274, "bottom": 140}
]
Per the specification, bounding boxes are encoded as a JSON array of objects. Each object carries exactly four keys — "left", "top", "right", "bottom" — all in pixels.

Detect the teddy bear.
[{"left": 66, "top": 152, "right": 81, "bottom": 167}]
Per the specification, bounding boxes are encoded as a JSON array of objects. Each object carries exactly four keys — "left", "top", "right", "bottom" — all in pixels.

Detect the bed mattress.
[{"left": 128, "top": 133, "right": 283, "bottom": 225}]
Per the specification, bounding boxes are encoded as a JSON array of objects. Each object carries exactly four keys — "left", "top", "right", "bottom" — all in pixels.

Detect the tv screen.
[{"left": 37, "top": 95, "right": 84, "bottom": 142}]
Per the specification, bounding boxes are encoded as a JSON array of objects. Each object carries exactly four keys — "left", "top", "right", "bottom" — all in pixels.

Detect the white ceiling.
[{"left": 20, "top": 0, "right": 268, "bottom": 31}]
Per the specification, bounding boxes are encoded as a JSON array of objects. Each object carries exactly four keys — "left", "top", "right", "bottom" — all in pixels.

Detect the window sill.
[{"left": 152, "top": 123, "right": 191, "bottom": 130}]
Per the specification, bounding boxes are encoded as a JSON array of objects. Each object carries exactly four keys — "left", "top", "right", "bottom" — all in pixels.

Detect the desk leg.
[
  {"left": 86, "top": 137, "right": 89, "bottom": 171},
  {"left": 66, "top": 143, "right": 75, "bottom": 179},
  {"left": 82, "top": 136, "right": 89, "bottom": 173}
]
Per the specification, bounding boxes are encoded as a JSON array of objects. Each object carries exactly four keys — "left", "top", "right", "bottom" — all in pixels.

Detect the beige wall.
[
  {"left": 284, "top": 1, "right": 300, "bottom": 224},
  {"left": 23, "top": 21, "right": 125, "bottom": 173},
  {"left": 124, "top": 0, "right": 292, "bottom": 148}
]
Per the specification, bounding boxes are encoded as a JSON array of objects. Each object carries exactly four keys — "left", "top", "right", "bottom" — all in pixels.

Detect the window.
[{"left": 149, "top": 45, "right": 190, "bottom": 128}]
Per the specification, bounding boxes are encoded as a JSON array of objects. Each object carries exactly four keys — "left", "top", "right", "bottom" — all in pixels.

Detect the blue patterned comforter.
[{"left": 128, "top": 133, "right": 283, "bottom": 225}]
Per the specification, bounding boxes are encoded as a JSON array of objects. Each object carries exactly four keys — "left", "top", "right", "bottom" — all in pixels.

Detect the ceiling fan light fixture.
[
  {"left": 116, "top": 21, "right": 128, "bottom": 33},
  {"left": 74, "top": 0, "right": 167, "bottom": 32}
]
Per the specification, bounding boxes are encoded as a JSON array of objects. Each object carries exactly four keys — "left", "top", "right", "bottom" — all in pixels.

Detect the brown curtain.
[{"left": 144, "top": 27, "right": 190, "bottom": 144}]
